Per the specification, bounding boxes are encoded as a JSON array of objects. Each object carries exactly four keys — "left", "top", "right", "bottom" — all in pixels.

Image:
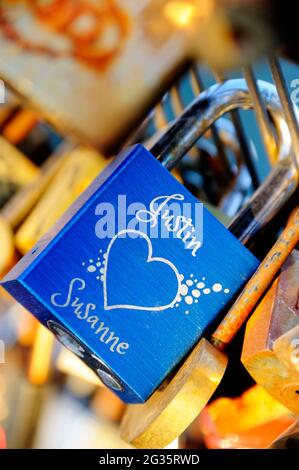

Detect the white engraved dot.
[
  {"left": 186, "top": 280, "right": 193, "bottom": 286},
  {"left": 197, "top": 282, "right": 205, "bottom": 289},
  {"left": 192, "top": 289, "right": 200, "bottom": 298},
  {"left": 224, "top": 288, "right": 230, "bottom": 294},
  {"left": 185, "top": 296, "right": 193, "bottom": 305},
  {"left": 87, "top": 265, "right": 96, "bottom": 273},
  {"left": 180, "top": 284, "right": 188, "bottom": 296},
  {"left": 212, "top": 283, "right": 222, "bottom": 293},
  {"left": 203, "top": 288, "right": 211, "bottom": 294},
  {"left": 96, "top": 261, "right": 101, "bottom": 267},
  {"left": 179, "top": 274, "right": 184, "bottom": 281}
]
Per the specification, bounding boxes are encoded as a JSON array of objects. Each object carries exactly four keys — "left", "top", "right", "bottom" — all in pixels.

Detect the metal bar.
[
  {"left": 269, "top": 56, "right": 299, "bottom": 172},
  {"left": 212, "top": 207, "right": 299, "bottom": 350},
  {"left": 151, "top": 80, "right": 283, "bottom": 169},
  {"left": 170, "top": 83, "right": 202, "bottom": 164},
  {"left": 191, "top": 65, "right": 232, "bottom": 179},
  {"left": 150, "top": 79, "right": 297, "bottom": 245},
  {"left": 170, "top": 84, "right": 185, "bottom": 115},
  {"left": 155, "top": 95, "right": 169, "bottom": 131},
  {"left": 215, "top": 68, "right": 260, "bottom": 189},
  {"left": 243, "top": 65, "right": 277, "bottom": 163}
]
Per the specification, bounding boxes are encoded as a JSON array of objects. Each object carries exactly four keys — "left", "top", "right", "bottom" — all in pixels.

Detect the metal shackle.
[{"left": 151, "top": 79, "right": 298, "bottom": 243}]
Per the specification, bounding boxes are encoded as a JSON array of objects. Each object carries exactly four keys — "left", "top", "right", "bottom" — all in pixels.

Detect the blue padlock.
[{"left": 2, "top": 81, "right": 261, "bottom": 403}]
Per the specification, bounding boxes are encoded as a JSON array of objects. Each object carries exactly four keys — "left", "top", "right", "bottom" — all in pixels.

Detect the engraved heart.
[{"left": 103, "top": 230, "right": 180, "bottom": 311}]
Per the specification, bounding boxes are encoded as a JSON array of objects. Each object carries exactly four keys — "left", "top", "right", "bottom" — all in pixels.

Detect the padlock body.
[{"left": 2, "top": 144, "right": 259, "bottom": 403}]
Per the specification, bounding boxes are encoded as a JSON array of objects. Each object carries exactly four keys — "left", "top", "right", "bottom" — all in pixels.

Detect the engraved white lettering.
[
  {"left": 136, "top": 195, "right": 202, "bottom": 256},
  {"left": 51, "top": 278, "right": 129, "bottom": 355}
]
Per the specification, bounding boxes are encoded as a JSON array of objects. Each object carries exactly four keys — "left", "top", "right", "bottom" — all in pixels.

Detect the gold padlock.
[
  {"left": 0, "top": 136, "right": 38, "bottom": 275},
  {"left": 0, "top": 135, "right": 38, "bottom": 209},
  {"left": 0, "top": 217, "right": 14, "bottom": 277},
  {"left": 120, "top": 337, "right": 227, "bottom": 448},
  {"left": 0, "top": 143, "right": 74, "bottom": 229},
  {"left": 15, "top": 146, "right": 109, "bottom": 253}
]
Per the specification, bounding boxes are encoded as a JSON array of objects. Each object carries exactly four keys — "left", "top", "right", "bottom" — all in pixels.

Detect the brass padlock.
[
  {"left": 15, "top": 146, "right": 109, "bottom": 254},
  {"left": 0, "top": 135, "right": 38, "bottom": 210}
]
